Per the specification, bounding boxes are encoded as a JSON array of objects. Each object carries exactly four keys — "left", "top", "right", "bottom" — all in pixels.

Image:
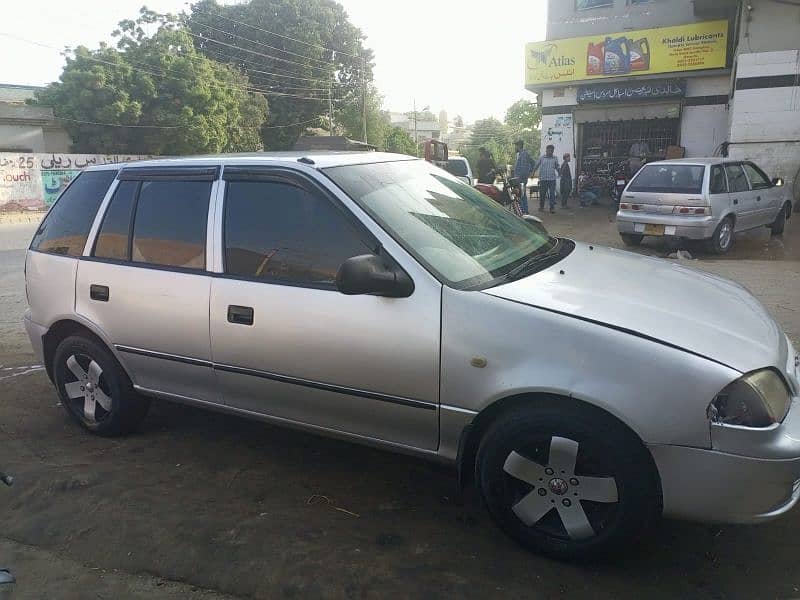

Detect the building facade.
[
  {"left": 0, "top": 84, "right": 71, "bottom": 153},
  {"left": 529, "top": 0, "right": 800, "bottom": 204}
]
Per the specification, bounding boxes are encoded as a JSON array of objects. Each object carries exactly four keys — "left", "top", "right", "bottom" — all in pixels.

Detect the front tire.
[
  {"left": 476, "top": 402, "right": 661, "bottom": 561},
  {"left": 706, "top": 217, "right": 734, "bottom": 254},
  {"left": 53, "top": 335, "right": 150, "bottom": 436},
  {"left": 620, "top": 233, "right": 643, "bottom": 246}
]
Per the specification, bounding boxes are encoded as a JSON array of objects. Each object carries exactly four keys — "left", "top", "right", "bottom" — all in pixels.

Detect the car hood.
[{"left": 484, "top": 242, "right": 785, "bottom": 374}]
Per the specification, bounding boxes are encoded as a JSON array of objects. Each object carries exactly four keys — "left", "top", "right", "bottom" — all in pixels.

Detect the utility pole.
[
  {"left": 328, "top": 82, "right": 334, "bottom": 136},
  {"left": 413, "top": 98, "right": 418, "bottom": 156},
  {"left": 361, "top": 55, "right": 368, "bottom": 144}
]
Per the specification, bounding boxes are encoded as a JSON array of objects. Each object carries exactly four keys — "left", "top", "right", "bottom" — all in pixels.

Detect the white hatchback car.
[
  {"left": 616, "top": 158, "right": 791, "bottom": 253},
  {"left": 24, "top": 152, "right": 800, "bottom": 560}
]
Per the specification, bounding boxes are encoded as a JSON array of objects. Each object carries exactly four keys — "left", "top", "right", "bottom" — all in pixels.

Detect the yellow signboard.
[{"left": 525, "top": 20, "right": 729, "bottom": 87}]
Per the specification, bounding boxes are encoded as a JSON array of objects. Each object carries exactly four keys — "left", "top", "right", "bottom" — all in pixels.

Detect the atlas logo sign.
[{"left": 530, "top": 44, "right": 576, "bottom": 68}]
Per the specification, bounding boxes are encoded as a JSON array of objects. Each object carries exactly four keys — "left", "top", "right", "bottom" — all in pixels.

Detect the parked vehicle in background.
[
  {"left": 444, "top": 156, "right": 473, "bottom": 185},
  {"left": 616, "top": 158, "right": 791, "bottom": 253},
  {"left": 24, "top": 153, "right": 800, "bottom": 561}
]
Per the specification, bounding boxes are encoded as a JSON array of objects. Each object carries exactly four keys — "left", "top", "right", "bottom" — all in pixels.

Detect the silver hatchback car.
[
  {"left": 616, "top": 158, "right": 791, "bottom": 253},
  {"left": 24, "top": 153, "right": 800, "bottom": 560}
]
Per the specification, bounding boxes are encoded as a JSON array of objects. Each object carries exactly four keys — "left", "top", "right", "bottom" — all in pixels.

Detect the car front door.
[
  {"left": 209, "top": 168, "right": 441, "bottom": 451},
  {"left": 76, "top": 167, "right": 218, "bottom": 403},
  {"left": 742, "top": 162, "right": 778, "bottom": 225},
  {"left": 724, "top": 163, "right": 756, "bottom": 230}
]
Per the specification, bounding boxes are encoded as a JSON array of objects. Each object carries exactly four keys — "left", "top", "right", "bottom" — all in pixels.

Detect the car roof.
[
  {"left": 84, "top": 151, "right": 418, "bottom": 172},
  {"left": 645, "top": 157, "right": 746, "bottom": 167}
]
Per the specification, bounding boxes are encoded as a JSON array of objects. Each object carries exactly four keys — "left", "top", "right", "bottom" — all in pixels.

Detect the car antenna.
[{"left": 297, "top": 157, "right": 315, "bottom": 165}]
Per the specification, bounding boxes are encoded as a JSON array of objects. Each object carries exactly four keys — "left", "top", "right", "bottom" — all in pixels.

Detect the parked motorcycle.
[
  {"left": 609, "top": 160, "right": 630, "bottom": 206},
  {"left": 474, "top": 168, "right": 523, "bottom": 216}
]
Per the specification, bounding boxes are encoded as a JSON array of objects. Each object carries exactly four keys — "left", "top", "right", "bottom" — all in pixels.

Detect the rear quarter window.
[
  {"left": 627, "top": 164, "right": 705, "bottom": 195},
  {"left": 30, "top": 170, "right": 117, "bottom": 256}
]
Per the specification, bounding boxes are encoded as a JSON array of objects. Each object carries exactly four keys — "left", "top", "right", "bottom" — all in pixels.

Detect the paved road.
[{"left": 0, "top": 214, "right": 799, "bottom": 599}]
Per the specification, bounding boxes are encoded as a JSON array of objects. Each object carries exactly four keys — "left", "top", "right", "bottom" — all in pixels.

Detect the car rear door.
[
  {"left": 75, "top": 166, "right": 218, "bottom": 403},
  {"left": 208, "top": 167, "right": 441, "bottom": 450},
  {"left": 724, "top": 163, "right": 756, "bottom": 230}
]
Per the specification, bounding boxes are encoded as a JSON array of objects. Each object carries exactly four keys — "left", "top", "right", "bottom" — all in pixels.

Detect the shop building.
[{"left": 528, "top": 0, "right": 800, "bottom": 203}]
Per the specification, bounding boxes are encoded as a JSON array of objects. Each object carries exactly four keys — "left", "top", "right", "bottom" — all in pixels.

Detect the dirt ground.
[{"left": 1, "top": 204, "right": 799, "bottom": 599}]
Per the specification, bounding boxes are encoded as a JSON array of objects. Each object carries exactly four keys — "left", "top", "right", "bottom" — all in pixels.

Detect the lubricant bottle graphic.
[
  {"left": 603, "top": 36, "right": 630, "bottom": 75},
  {"left": 629, "top": 38, "right": 651, "bottom": 71},
  {"left": 587, "top": 41, "right": 604, "bottom": 75}
]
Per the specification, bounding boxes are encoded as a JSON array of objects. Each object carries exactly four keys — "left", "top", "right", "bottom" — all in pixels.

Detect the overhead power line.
[
  {"left": 55, "top": 115, "right": 184, "bottom": 128},
  {"left": 189, "top": 4, "right": 363, "bottom": 60}
]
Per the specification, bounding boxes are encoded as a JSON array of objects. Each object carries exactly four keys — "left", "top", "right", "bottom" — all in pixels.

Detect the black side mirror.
[
  {"left": 523, "top": 214, "right": 548, "bottom": 236},
  {"left": 772, "top": 177, "right": 784, "bottom": 187},
  {"left": 336, "top": 254, "right": 414, "bottom": 298}
]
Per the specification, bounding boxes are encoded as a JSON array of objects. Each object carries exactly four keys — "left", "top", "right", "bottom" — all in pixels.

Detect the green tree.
[
  {"left": 336, "top": 84, "right": 390, "bottom": 149},
  {"left": 384, "top": 126, "right": 417, "bottom": 156},
  {"left": 505, "top": 98, "right": 542, "bottom": 158},
  {"left": 190, "top": 0, "right": 374, "bottom": 150},
  {"left": 35, "top": 9, "right": 268, "bottom": 155},
  {"left": 462, "top": 117, "right": 512, "bottom": 173}
]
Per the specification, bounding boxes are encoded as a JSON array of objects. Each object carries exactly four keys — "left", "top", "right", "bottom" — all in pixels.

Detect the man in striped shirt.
[{"left": 533, "top": 144, "right": 560, "bottom": 213}]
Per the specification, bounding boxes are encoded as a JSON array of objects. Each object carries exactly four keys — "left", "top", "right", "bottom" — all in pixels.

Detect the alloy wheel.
[
  {"left": 718, "top": 221, "right": 732, "bottom": 250},
  {"left": 63, "top": 354, "right": 113, "bottom": 422},
  {"left": 502, "top": 436, "right": 618, "bottom": 540}
]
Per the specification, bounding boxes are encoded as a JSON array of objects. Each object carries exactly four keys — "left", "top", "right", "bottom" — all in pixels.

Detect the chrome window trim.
[{"left": 82, "top": 177, "right": 121, "bottom": 257}]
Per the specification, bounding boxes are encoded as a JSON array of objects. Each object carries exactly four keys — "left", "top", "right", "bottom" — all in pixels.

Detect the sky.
[{"left": 0, "top": 0, "right": 546, "bottom": 124}]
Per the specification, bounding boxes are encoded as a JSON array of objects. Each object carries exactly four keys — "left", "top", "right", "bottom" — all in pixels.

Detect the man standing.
[
  {"left": 533, "top": 144, "right": 560, "bottom": 213},
  {"left": 559, "top": 153, "right": 573, "bottom": 208},
  {"left": 476, "top": 147, "right": 497, "bottom": 184},
  {"left": 513, "top": 140, "right": 535, "bottom": 214}
]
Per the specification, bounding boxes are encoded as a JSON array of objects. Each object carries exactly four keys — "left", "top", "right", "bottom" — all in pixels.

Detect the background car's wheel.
[
  {"left": 476, "top": 402, "right": 661, "bottom": 561},
  {"left": 707, "top": 217, "right": 734, "bottom": 254},
  {"left": 770, "top": 203, "right": 788, "bottom": 235},
  {"left": 53, "top": 335, "right": 150, "bottom": 436},
  {"left": 619, "top": 233, "right": 643, "bottom": 247}
]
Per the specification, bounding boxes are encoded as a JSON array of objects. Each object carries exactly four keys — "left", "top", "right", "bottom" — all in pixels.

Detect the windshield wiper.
[{"left": 500, "top": 239, "right": 563, "bottom": 283}]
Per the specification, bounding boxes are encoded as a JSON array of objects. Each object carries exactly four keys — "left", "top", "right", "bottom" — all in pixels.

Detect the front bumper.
[
  {"left": 617, "top": 212, "right": 717, "bottom": 240},
  {"left": 650, "top": 398, "right": 800, "bottom": 524}
]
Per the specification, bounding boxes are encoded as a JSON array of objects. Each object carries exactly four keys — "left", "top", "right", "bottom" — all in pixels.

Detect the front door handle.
[
  {"left": 90, "top": 284, "right": 109, "bottom": 302},
  {"left": 227, "top": 305, "right": 254, "bottom": 326},
  {"left": 756, "top": 195, "right": 761, "bottom": 201},
  {"left": 732, "top": 198, "right": 738, "bottom": 205}
]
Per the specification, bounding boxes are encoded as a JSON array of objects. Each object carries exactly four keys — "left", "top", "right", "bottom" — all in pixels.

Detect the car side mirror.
[
  {"left": 772, "top": 177, "right": 784, "bottom": 187},
  {"left": 523, "top": 214, "right": 548, "bottom": 236},
  {"left": 336, "top": 254, "right": 414, "bottom": 298}
]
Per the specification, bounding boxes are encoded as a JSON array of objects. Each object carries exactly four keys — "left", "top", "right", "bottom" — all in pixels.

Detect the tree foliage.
[
  {"left": 336, "top": 84, "right": 389, "bottom": 149},
  {"left": 189, "top": 0, "right": 373, "bottom": 150},
  {"left": 462, "top": 117, "right": 512, "bottom": 173},
  {"left": 505, "top": 98, "right": 542, "bottom": 158},
  {"left": 384, "top": 126, "right": 417, "bottom": 156},
  {"left": 35, "top": 9, "right": 268, "bottom": 155}
]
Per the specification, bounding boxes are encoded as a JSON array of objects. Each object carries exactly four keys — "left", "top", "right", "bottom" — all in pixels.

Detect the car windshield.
[
  {"left": 627, "top": 164, "right": 705, "bottom": 194},
  {"left": 445, "top": 159, "right": 468, "bottom": 177},
  {"left": 324, "top": 160, "right": 556, "bottom": 289}
]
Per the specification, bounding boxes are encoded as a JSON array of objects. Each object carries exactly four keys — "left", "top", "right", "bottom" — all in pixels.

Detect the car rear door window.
[
  {"left": 725, "top": 164, "right": 750, "bottom": 193},
  {"left": 224, "top": 180, "right": 372, "bottom": 287},
  {"left": 93, "top": 180, "right": 138, "bottom": 260},
  {"left": 131, "top": 180, "right": 211, "bottom": 269},
  {"left": 30, "top": 170, "right": 117, "bottom": 256},
  {"left": 709, "top": 165, "right": 727, "bottom": 194},
  {"left": 742, "top": 163, "right": 771, "bottom": 190}
]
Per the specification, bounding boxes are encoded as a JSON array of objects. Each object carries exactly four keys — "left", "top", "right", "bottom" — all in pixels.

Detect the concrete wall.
[
  {"left": 0, "top": 124, "right": 45, "bottom": 153},
  {"left": 739, "top": 0, "right": 800, "bottom": 53},
  {"left": 547, "top": 0, "right": 698, "bottom": 39}
]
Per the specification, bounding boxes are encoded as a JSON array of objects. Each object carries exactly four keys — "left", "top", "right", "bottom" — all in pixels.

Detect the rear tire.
[
  {"left": 620, "top": 233, "right": 643, "bottom": 247},
  {"left": 476, "top": 402, "right": 661, "bottom": 561},
  {"left": 53, "top": 335, "right": 150, "bottom": 436},
  {"left": 770, "top": 203, "right": 788, "bottom": 235},
  {"left": 706, "top": 217, "right": 734, "bottom": 254}
]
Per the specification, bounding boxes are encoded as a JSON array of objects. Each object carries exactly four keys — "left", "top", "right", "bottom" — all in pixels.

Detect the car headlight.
[{"left": 707, "top": 369, "right": 791, "bottom": 427}]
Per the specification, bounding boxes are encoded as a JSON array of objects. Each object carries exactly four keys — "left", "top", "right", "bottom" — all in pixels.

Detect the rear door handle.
[
  {"left": 90, "top": 284, "right": 109, "bottom": 302},
  {"left": 732, "top": 198, "right": 738, "bottom": 205},
  {"left": 227, "top": 305, "right": 254, "bottom": 326},
  {"left": 756, "top": 195, "right": 761, "bottom": 201}
]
